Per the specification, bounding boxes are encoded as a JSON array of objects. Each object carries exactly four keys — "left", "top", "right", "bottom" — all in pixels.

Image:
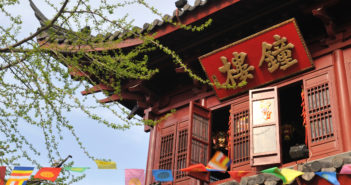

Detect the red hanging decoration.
[
  {"left": 227, "top": 107, "right": 233, "bottom": 159},
  {"left": 300, "top": 86, "right": 308, "bottom": 146}
]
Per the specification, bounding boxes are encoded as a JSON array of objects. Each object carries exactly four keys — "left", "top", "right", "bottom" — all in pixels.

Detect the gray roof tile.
[{"left": 30, "top": 0, "right": 214, "bottom": 46}]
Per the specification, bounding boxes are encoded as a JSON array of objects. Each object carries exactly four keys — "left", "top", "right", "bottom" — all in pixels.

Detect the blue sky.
[{"left": 0, "top": 0, "right": 195, "bottom": 184}]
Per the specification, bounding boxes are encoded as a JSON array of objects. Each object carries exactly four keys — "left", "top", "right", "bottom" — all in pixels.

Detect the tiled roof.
[{"left": 30, "top": 0, "right": 213, "bottom": 46}]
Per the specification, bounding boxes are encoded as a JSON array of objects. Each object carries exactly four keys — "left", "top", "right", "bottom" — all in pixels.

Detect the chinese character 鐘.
[{"left": 259, "top": 34, "right": 298, "bottom": 73}]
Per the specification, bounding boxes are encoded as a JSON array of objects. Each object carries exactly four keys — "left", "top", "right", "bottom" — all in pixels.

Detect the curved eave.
[
  {"left": 38, "top": 0, "right": 241, "bottom": 52},
  {"left": 38, "top": 37, "right": 144, "bottom": 52}
]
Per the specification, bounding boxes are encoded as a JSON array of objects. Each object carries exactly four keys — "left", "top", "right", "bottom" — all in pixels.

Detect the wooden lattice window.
[
  {"left": 192, "top": 114, "right": 209, "bottom": 141},
  {"left": 191, "top": 138, "right": 208, "bottom": 165},
  {"left": 191, "top": 114, "right": 209, "bottom": 165},
  {"left": 176, "top": 129, "right": 188, "bottom": 179},
  {"left": 231, "top": 109, "right": 250, "bottom": 166},
  {"left": 187, "top": 101, "right": 211, "bottom": 182},
  {"left": 159, "top": 133, "right": 174, "bottom": 170},
  {"left": 307, "top": 83, "right": 334, "bottom": 143}
]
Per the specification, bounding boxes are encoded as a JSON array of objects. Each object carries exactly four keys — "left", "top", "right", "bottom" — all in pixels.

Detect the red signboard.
[{"left": 199, "top": 18, "right": 313, "bottom": 100}]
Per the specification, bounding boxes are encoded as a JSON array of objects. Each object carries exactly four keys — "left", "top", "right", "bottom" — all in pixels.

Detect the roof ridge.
[{"left": 29, "top": 0, "right": 49, "bottom": 27}]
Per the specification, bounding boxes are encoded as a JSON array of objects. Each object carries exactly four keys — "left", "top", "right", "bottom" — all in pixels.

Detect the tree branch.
[
  {"left": 0, "top": 0, "right": 70, "bottom": 53},
  {"left": 0, "top": 54, "right": 27, "bottom": 70}
]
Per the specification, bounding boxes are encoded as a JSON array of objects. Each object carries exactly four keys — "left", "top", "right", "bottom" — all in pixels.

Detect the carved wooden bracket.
[
  {"left": 81, "top": 84, "right": 113, "bottom": 95},
  {"left": 68, "top": 65, "right": 89, "bottom": 78},
  {"left": 98, "top": 92, "right": 143, "bottom": 103},
  {"left": 312, "top": 6, "right": 336, "bottom": 39},
  {"left": 137, "top": 101, "right": 148, "bottom": 109},
  {"left": 128, "top": 80, "right": 157, "bottom": 106},
  {"left": 80, "top": 79, "right": 158, "bottom": 120},
  {"left": 143, "top": 107, "right": 155, "bottom": 132},
  {"left": 127, "top": 104, "right": 139, "bottom": 120}
]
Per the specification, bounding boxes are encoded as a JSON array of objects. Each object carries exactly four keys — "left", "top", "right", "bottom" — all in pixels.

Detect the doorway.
[
  {"left": 278, "top": 81, "right": 309, "bottom": 163},
  {"left": 210, "top": 105, "right": 231, "bottom": 181}
]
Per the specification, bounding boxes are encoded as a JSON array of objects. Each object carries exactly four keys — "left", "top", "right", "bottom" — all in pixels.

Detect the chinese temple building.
[{"left": 31, "top": 0, "right": 351, "bottom": 184}]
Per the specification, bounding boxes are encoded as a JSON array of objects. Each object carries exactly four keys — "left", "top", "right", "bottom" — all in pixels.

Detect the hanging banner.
[
  {"left": 228, "top": 171, "right": 250, "bottom": 182},
  {"left": 261, "top": 167, "right": 286, "bottom": 183},
  {"left": 6, "top": 166, "right": 34, "bottom": 185},
  {"left": 340, "top": 164, "right": 351, "bottom": 174},
  {"left": 34, "top": 167, "right": 62, "bottom": 182},
  {"left": 0, "top": 166, "right": 5, "bottom": 185},
  {"left": 199, "top": 18, "right": 313, "bottom": 100},
  {"left": 94, "top": 160, "right": 117, "bottom": 169},
  {"left": 206, "top": 151, "right": 230, "bottom": 171},
  {"left": 280, "top": 168, "right": 304, "bottom": 184},
  {"left": 152, "top": 169, "right": 173, "bottom": 182},
  {"left": 180, "top": 163, "right": 207, "bottom": 172},
  {"left": 64, "top": 167, "right": 90, "bottom": 173},
  {"left": 315, "top": 172, "right": 340, "bottom": 185},
  {"left": 125, "top": 169, "right": 145, "bottom": 185}
]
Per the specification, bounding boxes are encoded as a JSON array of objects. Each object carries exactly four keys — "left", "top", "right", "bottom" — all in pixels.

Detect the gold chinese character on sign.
[
  {"left": 259, "top": 34, "right": 298, "bottom": 73},
  {"left": 212, "top": 52, "right": 255, "bottom": 89}
]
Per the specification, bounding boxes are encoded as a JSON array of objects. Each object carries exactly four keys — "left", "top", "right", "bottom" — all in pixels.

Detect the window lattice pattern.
[
  {"left": 176, "top": 154, "right": 187, "bottom": 179},
  {"left": 178, "top": 130, "right": 188, "bottom": 153},
  {"left": 192, "top": 114, "right": 209, "bottom": 141},
  {"left": 191, "top": 114, "right": 209, "bottom": 165},
  {"left": 159, "top": 134, "right": 174, "bottom": 170},
  {"left": 176, "top": 130, "right": 188, "bottom": 179},
  {"left": 191, "top": 140, "right": 207, "bottom": 164},
  {"left": 307, "top": 83, "right": 334, "bottom": 143},
  {"left": 232, "top": 110, "right": 250, "bottom": 165}
]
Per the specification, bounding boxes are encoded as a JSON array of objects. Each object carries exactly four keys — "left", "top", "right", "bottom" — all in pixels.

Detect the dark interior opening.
[
  {"left": 278, "top": 81, "right": 309, "bottom": 163},
  {"left": 210, "top": 105, "right": 230, "bottom": 182}
]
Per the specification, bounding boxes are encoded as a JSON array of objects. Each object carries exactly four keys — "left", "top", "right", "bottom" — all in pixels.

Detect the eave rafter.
[
  {"left": 80, "top": 78, "right": 160, "bottom": 121},
  {"left": 81, "top": 84, "right": 114, "bottom": 95},
  {"left": 98, "top": 91, "right": 144, "bottom": 103},
  {"left": 127, "top": 80, "right": 156, "bottom": 106},
  {"left": 80, "top": 82, "right": 151, "bottom": 120},
  {"left": 68, "top": 65, "right": 89, "bottom": 78}
]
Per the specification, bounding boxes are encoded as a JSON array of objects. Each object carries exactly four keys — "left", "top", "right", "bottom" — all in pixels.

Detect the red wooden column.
[
  {"left": 144, "top": 108, "right": 156, "bottom": 185},
  {"left": 145, "top": 128, "right": 156, "bottom": 185},
  {"left": 332, "top": 49, "right": 351, "bottom": 151}
]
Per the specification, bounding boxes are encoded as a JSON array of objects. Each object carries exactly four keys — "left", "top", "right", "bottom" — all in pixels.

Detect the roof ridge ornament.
[
  {"left": 29, "top": 0, "right": 83, "bottom": 39},
  {"left": 28, "top": 0, "right": 49, "bottom": 26},
  {"left": 175, "top": 0, "right": 187, "bottom": 24},
  {"left": 175, "top": 0, "right": 188, "bottom": 10}
]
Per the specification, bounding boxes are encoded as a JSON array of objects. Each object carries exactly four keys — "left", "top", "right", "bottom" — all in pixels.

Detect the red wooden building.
[{"left": 31, "top": 0, "right": 351, "bottom": 184}]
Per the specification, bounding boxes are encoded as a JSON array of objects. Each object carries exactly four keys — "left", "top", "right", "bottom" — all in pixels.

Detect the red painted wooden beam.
[
  {"left": 175, "top": 66, "right": 186, "bottom": 73},
  {"left": 81, "top": 84, "right": 113, "bottom": 95},
  {"left": 68, "top": 66, "right": 89, "bottom": 77},
  {"left": 98, "top": 92, "right": 143, "bottom": 103}
]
